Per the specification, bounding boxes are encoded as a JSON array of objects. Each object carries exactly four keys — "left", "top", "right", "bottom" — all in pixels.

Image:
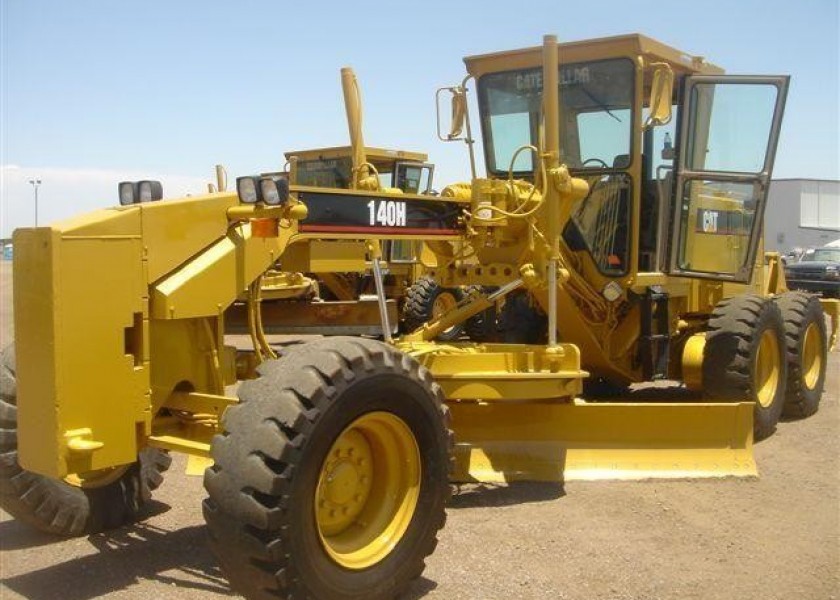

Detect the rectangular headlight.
[
  {"left": 237, "top": 176, "right": 261, "bottom": 204},
  {"left": 137, "top": 180, "right": 163, "bottom": 202},
  {"left": 259, "top": 177, "right": 289, "bottom": 206},
  {"left": 118, "top": 181, "right": 138, "bottom": 206}
]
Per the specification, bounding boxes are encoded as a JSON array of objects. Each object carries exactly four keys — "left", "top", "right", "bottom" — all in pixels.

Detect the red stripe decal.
[{"left": 299, "top": 225, "right": 461, "bottom": 235}]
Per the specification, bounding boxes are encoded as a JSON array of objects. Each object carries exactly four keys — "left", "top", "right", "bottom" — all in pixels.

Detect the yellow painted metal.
[
  {"left": 309, "top": 240, "right": 369, "bottom": 273},
  {"left": 226, "top": 298, "right": 399, "bottom": 336},
  {"left": 315, "top": 412, "right": 420, "bottom": 570},
  {"left": 341, "top": 67, "right": 371, "bottom": 190},
  {"left": 432, "top": 290, "right": 459, "bottom": 335},
  {"left": 754, "top": 329, "right": 781, "bottom": 408},
  {"left": 681, "top": 333, "right": 706, "bottom": 391},
  {"left": 150, "top": 221, "right": 295, "bottom": 320},
  {"left": 449, "top": 399, "right": 756, "bottom": 482},
  {"left": 432, "top": 290, "right": 458, "bottom": 318},
  {"left": 259, "top": 271, "right": 316, "bottom": 301},
  {"left": 10, "top": 33, "right": 794, "bottom": 488},
  {"left": 680, "top": 192, "right": 751, "bottom": 274},
  {"left": 463, "top": 34, "right": 724, "bottom": 80},
  {"left": 801, "top": 323, "right": 823, "bottom": 390},
  {"left": 64, "top": 464, "right": 130, "bottom": 489},
  {"left": 408, "top": 342, "right": 585, "bottom": 400},
  {"left": 186, "top": 455, "right": 215, "bottom": 476},
  {"left": 13, "top": 219, "right": 150, "bottom": 478},
  {"left": 285, "top": 146, "right": 428, "bottom": 172},
  {"left": 819, "top": 298, "right": 839, "bottom": 351},
  {"left": 147, "top": 433, "right": 212, "bottom": 456},
  {"left": 163, "top": 391, "right": 238, "bottom": 420},
  {"left": 148, "top": 411, "right": 217, "bottom": 457}
]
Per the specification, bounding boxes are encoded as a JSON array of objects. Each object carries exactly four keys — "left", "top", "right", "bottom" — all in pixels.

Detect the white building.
[{"left": 765, "top": 179, "right": 840, "bottom": 254}]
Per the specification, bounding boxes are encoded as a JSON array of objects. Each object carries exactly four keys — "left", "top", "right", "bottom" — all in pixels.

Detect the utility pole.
[{"left": 28, "top": 178, "right": 42, "bottom": 226}]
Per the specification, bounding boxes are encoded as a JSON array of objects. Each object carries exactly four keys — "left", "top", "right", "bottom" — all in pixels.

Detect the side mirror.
[
  {"left": 436, "top": 86, "right": 467, "bottom": 141},
  {"left": 645, "top": 63, "right": 674, "bottom": 129}
]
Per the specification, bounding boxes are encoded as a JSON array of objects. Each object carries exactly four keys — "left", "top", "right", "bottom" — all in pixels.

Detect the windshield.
[
  {"left": 803, "top": 248, "right": 840, "bottom": 262},
  {"left": 477, "top": 58, "right": 635, "bottom": 175},
  {"left": 296, "top": 157, "right": 352, "bottom": 188}
]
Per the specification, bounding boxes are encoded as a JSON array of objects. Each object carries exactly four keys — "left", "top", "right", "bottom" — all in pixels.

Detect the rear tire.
[
  {"left": 203, "top": 337, "right": 452, "bottom": 600},
  {"left": 775, "top": 292, "right": 827, "bottom": 418},
  {"left": 403, "top": 277, "right": 464, "bottom": 341},
  {"left": 0, "top": 345, "right": 171, "bottom": 536},
  {"left": 497, "top": 292, "right": 547, "bottom": 344},
  {"left": 702, "top": 295, "right": 788, "bottom": 441},
  {"left": 464, "top": 286, "right": 498, "bottom": 342}
]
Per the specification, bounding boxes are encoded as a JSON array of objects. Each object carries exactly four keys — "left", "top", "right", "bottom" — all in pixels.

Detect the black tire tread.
[
  {"left": 403, "top": 276, "right": 464, "bottom": 341},
  {"left": 463, "top": 285, "right": 498, "bottom": 342},
  {"left": 0, "top": 345, "right": 170, "bottom": 536},
  {"left": 775, "top": 291, "right": 827, "bottom": 418},
  {"left": 702, "top": 295, "right": 788, "bottom": 440},
  {"left": 497, "top": 292, "right": 547, "bottom": 344},
  {"left": 203, "top": 337, "right": 452, "bottom": 600}
]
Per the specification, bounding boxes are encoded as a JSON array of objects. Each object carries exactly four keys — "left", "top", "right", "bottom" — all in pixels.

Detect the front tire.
[
  {"left": 702, "top": 295, "right": 788, "bottom": 441},
  {"left": 403, "top": 276, "right": 464, "bottom": 341},
  {"left": 0, "top": 345, "right": 171, "bottom": 536},
  {"left": 203, "top": 337, "right": 452, "bottom": 600},
  {"left": 775, "top": 292, "right": 827, "bottom": 418}
]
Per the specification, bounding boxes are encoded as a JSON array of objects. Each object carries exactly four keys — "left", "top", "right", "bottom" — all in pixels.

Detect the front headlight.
[
  {"left": 237, "top": 175, "right": 289, "bottom": 205},
  {"left": 259, "top": 177, "right": 289, "bottom": 206},
  {"left": 118, "top": 181, "right": 138, "bottom": 206},
  {"left": 137, "top": 180, "right": 163, "bottom": 202},
  {"left": 118, "top": 180, "right": 163, "bottom": 204},
  {"left": 236, "top": 176, "right": 260, "bottom": 204}
]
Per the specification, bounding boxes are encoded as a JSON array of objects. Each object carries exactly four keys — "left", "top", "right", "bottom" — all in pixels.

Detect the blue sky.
[{"left": 1, "top": 0, "right": 838, "bottom": 235}]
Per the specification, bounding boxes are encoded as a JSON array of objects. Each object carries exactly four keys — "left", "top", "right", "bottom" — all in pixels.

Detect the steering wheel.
[{"left": 581, "top": 157, "right": 609, "bottom": 169}]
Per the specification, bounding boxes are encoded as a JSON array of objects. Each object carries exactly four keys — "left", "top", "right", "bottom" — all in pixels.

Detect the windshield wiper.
[{"left": 581, "top": 87, "right": 622, "bottom": 122}]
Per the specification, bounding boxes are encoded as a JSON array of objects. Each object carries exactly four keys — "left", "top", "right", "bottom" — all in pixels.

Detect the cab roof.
[
  {"left": 463, "top": 33, "right": 724, "bottom": 79},
  {"left": 284, "top": 146, "right": 428, "bottom": 169}
]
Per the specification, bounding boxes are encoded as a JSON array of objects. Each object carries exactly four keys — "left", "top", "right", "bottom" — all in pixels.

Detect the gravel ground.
[{"left": 0, "top": 260, "right": 838, "bottom": 600}]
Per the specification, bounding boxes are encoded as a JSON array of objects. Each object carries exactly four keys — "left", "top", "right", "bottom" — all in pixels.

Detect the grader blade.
[{"left": 449, "top": 400, "right": 756, "bottom": 482}]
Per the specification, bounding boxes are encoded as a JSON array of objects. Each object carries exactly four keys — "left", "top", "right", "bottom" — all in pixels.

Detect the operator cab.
[
  {"left": 463, "top": 34, "right": 788, "bottom": 284},
  {"left": 285, "top": 146, "right": 435, "bottom": 194}
]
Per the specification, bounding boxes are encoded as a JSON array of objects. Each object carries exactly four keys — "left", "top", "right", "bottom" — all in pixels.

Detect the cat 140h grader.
[
  {"left": 223, "top": 66, "right": 443, "bottom": 338},
  {"left": 2, "top": 33, "right": 836, "bottom": 600}
]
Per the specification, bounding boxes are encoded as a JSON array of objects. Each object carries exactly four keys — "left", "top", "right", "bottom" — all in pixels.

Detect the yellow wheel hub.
[
  {"left": 801, "top": 322, "right": 823, "bottom": 390},
  {"left": 432, "top": 292, "right": 458, "bottom": 334},
  {"left": 755, "top": 329, "right": 781, "bottom": 408},
  {"left": 315, "top": 412, "right": 421, "bottom": 570}
]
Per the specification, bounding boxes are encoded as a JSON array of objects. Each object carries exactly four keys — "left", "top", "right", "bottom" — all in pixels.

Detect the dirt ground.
[{"left": 0, "top": 260, "right": 837, "bottom": 600}]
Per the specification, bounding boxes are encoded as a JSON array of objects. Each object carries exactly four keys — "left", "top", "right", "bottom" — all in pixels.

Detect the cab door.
[{"left": 668, "top": 75, "right": 789, "bottom": 281}]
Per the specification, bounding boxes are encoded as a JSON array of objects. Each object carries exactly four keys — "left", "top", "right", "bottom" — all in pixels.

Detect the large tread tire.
[
  {"left": 582, "top": 377, "right": 630, "bottom": 399},
  {"left": 403, "top": 276, "right": 464, "bottom": 341},
  {"left": 497, "top": 292, "right": 547, "bottom": 344},
  {"left": 775, "top": 292, "right": 827, "bottom": 418},
  {"left": 702, "top": 295, "right": 788, "bottom": 441},
  {"left": 464, "top": 285, "right": 498, "bottom": 342},
  {"left": 203, "top": 337, "right": 452, "bottom": 600},
  {"left": 0, "top": 345, "right": 171, "bottom": 536}
]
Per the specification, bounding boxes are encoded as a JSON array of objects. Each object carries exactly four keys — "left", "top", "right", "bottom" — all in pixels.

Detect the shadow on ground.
[
  {"left": 1, "top": 521, "right": 234, "bottom": 600},
  {"left": 450, "top": 481, "right": 565, "bottom": 508}
]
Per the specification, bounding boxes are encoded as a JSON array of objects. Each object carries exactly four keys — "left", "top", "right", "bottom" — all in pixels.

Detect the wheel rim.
[
  {"left": 315, "top": 411, "right": 421, "bottom": 570},
  {"left": 64, "top": 465, "right": 129, "bottom": 489},
  {"left": 432, "top": 292, "right": 458, "bottom": 334},
  {"left": 754, "top": 329, "right": 781, "bottom": 408},
  {"left": 801, "top": 322, "right": 823, "bottom": 390}
]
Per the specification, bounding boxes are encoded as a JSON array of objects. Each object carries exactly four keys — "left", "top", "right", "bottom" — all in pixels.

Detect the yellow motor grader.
[
  {"left": 2, "top": 33, "right": 836, "bottom": 600},
  {"left": 221, "top": 67, "right": 449, "bottom": 338}
]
